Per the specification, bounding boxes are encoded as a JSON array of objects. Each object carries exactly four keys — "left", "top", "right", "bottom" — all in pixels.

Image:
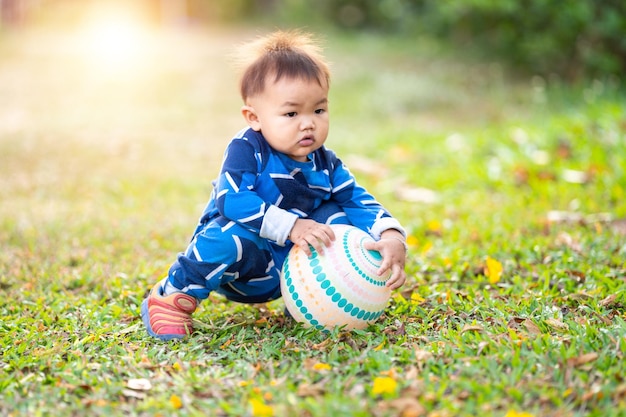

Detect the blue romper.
[{"left": 164, "top": 128, "right": 404, "bottom": 303}]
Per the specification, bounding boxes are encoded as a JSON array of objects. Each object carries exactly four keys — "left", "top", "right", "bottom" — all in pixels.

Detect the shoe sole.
[{"left": 141, "top": 298, "right": 186, "bottom": 341}]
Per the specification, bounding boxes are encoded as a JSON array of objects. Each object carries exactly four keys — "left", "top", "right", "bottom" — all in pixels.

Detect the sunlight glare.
[{"left": 80, "top": 5, "right": 151, "bottom": 75}]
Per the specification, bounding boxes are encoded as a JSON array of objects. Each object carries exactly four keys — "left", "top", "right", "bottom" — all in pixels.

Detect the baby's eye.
[
  {"left": 315, "top": 108, "right": 326, "bottom": 114},
  {"left": 285, "top": 112, "right": 297, "bottom": 117}
]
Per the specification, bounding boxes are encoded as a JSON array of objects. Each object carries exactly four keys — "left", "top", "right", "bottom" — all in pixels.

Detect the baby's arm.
[
  {"left": 363, "top": 229, "right": 407, "bottom": 290},
  {"left": 289, "top": 218, "right": 336, "bottom": 256}
]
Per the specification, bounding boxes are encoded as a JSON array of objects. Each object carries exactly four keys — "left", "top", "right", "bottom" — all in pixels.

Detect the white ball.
[{"left": 280, "top": 224, "right": 392, "bottom": 330}]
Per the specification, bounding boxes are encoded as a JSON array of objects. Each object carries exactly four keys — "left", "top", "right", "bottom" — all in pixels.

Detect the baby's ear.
[{"left": 241, "top": 105, "right": 262, "bottom": 131}]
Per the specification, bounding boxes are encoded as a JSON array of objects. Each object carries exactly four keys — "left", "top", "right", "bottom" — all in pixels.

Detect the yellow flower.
[
  {"left": 410, "top": 292, "right": 425, "bottom": 304},
  {"left": 505, "top": 411, "right": 534, "bottom": 417},
  {"left": 371, "top": 376, "right": 397, "bottom": 396},
  {"left": 485, "top": 256, "right": 503, "bottom": 284},
  {"left": 406, "top": 234, "right": 419, "bottom": 247},
  {"left": 169, "top": 394, "right": 183, "bottom": 409},
  {"left": 312, "top": 362, "right": 332, "bottom": 371},
  {"left": 249, "top": 398, "right": 274, "bottom": 417},
  {"left": 427, "top": 220, "right": 442, "bottom": 234}
]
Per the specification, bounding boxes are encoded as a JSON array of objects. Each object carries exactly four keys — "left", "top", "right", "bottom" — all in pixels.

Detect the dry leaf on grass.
[
  {"left": 394, "top": 184, "right": 439, "bottom": 204},
  {"left": 343, "top": 155, "right": 389, "bottom": 176},
  {"left": 126, "top": 378, "right": 152, "bottom": 391},
  {"left": 297, "top": 381, "right": 326, "bottom": 397},
  {"left": 555, "top": 232, "right": 583, "bottom": 252},
  {"left": 599, "top": 294, "right": 617, "bottom": 307},
  {"left": 544, "top": 318, "right": 568, "bottom": 331},
  {"left": 461, "top": 324, "right": 484, "bottom": 334},
  {"left": 567, "top": 352, "right": 599, "bottom": 368},
  {"left": 522, "top": 319, "right": 541, "bottom": 335},
  {"left": 562, "top": 169, "right": 590, "bottom": 184},
  {"left": 610, "top": 218, "right": 626, "bottom": 235},
  {"left": 122, "top": 389, "right": 147, "bottom": 399},
  {"left": 388, "top": 397, "right": 427, "bottom": 417},
  {"left": 414, "top": 348, "right": 433, "bottom": 363},
  {"left": 123, "top": 378, "right": 153, "bottom": 399}
]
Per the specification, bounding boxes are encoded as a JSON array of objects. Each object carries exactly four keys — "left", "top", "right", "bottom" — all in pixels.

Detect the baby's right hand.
[{"left": 289, "top": 219, "right": 335, "bottom": 256}]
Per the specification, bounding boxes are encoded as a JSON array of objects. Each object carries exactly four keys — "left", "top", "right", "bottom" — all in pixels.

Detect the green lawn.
[{"left": 1, "top": 26, "right": 625, "bottom": 417}]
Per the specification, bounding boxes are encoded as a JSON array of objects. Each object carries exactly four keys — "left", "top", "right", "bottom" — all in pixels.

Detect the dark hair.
[{"left": 237, "top": 31, "right": 330, "bottom": 101}]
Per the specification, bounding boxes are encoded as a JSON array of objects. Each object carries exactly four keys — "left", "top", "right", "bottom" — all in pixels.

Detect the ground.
[{"left": 1, "top": 24, "right": 625, "bottom": 417}]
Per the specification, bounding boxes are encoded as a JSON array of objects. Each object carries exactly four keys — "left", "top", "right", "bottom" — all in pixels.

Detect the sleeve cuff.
[
  {"left": 370, "top": 217, "right": 406, "bottom": 240},
  {"left": 260, "top": 205, "right": 299, "bottom": 246}
]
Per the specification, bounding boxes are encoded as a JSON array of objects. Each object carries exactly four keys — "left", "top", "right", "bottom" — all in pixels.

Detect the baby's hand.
[
  {"left": 289, "top": 219, "right": 335, "bottom": 256},
  {"left": 363, "top": 230, "right": 407, "bottom": 290}
]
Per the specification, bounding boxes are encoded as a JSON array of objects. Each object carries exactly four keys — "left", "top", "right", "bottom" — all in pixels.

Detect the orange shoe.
[{"left": 141, "top": 282, "right": 198, "bottom": 340}]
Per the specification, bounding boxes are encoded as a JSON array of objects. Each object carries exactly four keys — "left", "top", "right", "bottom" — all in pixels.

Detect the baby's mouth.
[{"left": 299, "top": 136, "right": 315, "bottom": 146}]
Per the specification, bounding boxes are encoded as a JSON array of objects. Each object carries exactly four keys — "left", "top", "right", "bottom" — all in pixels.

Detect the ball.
[{"left": 280, "top": 224, "right": 392, "bottom": 330}]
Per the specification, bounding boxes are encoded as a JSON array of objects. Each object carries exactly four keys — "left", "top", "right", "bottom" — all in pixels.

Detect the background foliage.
[{"left": 255, "top": 0, "right": 626, "bottom": 81}]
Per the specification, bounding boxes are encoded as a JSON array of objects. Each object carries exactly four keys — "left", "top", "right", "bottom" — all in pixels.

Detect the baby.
[{"left": 141, "top": 30, "right": 407, "bottom": 340}]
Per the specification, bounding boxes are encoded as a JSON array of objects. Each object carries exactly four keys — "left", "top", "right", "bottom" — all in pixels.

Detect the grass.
[{"left": 1, "top": 23, "right": 625, "bottom": 417}]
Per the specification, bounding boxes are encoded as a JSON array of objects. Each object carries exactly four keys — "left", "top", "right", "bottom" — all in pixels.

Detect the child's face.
[{"left": 242, "top": 76, "right": 329, "bottom": 162}]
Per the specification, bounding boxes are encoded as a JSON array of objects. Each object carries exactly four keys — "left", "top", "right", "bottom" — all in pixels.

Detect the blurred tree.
[
  {"left": 247, "top": 0, "right": 626, "bottom": 81},
  {"left": 426, "top": 0, "right": 626, "bottom": 80}
]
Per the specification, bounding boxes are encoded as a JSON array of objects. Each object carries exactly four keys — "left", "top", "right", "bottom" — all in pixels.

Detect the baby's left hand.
[{"left": 363, "top": 230, "right": 407, "bottom": 290}]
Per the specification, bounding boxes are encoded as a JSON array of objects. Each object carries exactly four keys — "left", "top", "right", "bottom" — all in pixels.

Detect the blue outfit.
[{"left": 164, "top": 127, "right": 404, "bottom": 303}]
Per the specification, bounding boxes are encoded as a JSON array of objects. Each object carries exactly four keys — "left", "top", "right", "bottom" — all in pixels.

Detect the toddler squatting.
[{"left": 141, "top": 30, "right": 407, "bottom": 340}]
